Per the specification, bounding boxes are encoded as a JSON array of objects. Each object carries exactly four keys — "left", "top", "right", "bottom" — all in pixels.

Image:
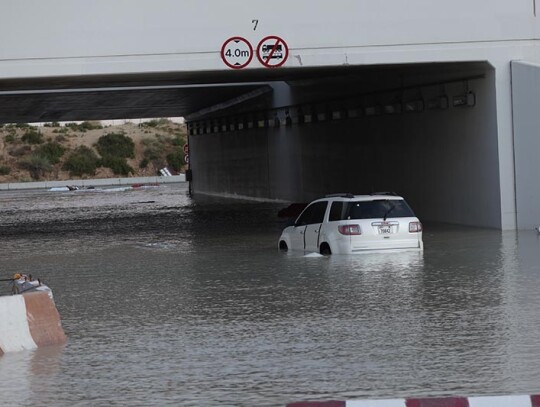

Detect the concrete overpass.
[{"left": 2, "top": 0, "right": 540, "bottom": 229}]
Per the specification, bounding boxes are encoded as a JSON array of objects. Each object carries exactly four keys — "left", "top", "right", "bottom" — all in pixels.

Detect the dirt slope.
[{"left": 0, "top": 120, "right": 187, "bottom": 183}]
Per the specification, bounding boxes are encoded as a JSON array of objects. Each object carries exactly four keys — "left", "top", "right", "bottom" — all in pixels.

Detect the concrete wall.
[
  {"left": 191, "top": 74, "right": 501, "bottom": 228},
  {"left": 296, "top": 76, "right": 500, "bottom": 228},
  {"left": 512, "top": 61, "right": 540, "bottom": 229},
  {"left": 190, "top": 132, "right": 271, "bottom": 198},
  {"left": 0, "top": 0, "right": 539, "bottom": 78}
]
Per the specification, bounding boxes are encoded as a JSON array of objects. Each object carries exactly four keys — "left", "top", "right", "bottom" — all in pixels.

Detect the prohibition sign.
[
  {"left": 256, "top": 36, "right": 289, "bottom": 68},
  {"left": 221, "top": 37, "right": 253, "bottom": 69}
]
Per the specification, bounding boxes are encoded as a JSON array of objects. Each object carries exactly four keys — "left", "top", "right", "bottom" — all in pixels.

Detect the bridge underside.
[
  {"left": 0, "top": 61, "right": 502, "bottom": 228},
  {"left": 0, "top": 62, "right": 485, "bottom": 123}
]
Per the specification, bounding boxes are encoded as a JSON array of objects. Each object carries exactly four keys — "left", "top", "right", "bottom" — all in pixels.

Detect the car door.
[
  {"left": 304, "top": 201, "right": 329, "bottom": 252},
  {"left": 289, "top": 204, "right": 315, "bottom": 250}
]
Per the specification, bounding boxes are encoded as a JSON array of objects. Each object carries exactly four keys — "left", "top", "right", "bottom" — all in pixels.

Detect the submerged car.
[{"left": 278, "top": 193, "right": 423, "bottom": 255}]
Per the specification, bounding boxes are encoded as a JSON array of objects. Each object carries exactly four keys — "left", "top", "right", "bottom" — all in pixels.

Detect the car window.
[
  {"left": 329, "top": 201, "right": 344, "bottom": 221},
  {"left": 310, "top": 201, "right": 328, "bottom": 224},
  {"left": 296, "top": 201, "right": 328, "bottom": 225},
  {"left": 345, "top": 199, "right": 415, "bottom": 219},
  {"left": 296, "top": 204, "right": 314, "bottom": 226}
]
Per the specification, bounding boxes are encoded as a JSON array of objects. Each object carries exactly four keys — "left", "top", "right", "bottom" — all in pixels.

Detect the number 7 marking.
[{"left": 252, "top": 19, "right": 259, "bottom": 31}]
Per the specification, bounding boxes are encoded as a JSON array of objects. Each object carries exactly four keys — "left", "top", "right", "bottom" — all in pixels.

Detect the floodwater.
[{"left": 1, "top": 183, "right": 540, "bottom": 407}]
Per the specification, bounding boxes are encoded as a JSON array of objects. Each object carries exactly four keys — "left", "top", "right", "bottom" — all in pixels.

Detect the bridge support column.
[{"left": 189, "top": 82, "right": 305, "bottom": 202}]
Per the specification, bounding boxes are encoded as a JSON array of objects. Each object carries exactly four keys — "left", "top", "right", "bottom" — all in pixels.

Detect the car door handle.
[
  {"left": 300, "top": 231, "right": 304, "bottom": 235},
  {"left": 314, "top": 230, "right": 319, "bottom": 233}
]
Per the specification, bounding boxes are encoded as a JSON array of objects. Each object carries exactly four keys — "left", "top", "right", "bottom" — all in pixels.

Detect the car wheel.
[
  {"left": 279, "top": 241, "right": 288, "bottom": 251},
  {"left": 320, "top": 243, "right": 331, "bottom": 256}
]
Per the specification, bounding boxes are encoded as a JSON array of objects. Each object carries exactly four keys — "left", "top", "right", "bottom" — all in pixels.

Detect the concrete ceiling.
[{"left": 0, "top": 62, "right": 490, "bottom": 124}]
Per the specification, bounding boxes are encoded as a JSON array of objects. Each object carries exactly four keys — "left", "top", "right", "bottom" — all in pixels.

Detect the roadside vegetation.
[
  {"left": 0, "top": 119, "right": 186, "bottom": 181},
  {"left": 62, "top": 146, "right": 100, "bottom": 177},
  {"left": 95, "top": 132, "right": 135, "bottom": 176}
]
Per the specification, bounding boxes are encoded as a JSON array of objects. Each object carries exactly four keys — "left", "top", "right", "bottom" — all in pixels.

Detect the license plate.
[{"left": 378, "top": 226, "right": 392, "bottom": 234}]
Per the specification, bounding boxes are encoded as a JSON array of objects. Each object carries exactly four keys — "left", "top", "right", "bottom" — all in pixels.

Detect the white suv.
[{"left": 278, "top": 193, "right": 423, "bottom": 255}]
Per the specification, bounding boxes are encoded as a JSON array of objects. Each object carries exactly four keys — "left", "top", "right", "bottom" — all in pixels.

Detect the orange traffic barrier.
[
  {"left": 0, "top": 290, "right": 66, "bottom": 354},
  {"left": 23, "top": 291, "right": 67, "bottom": 348}
]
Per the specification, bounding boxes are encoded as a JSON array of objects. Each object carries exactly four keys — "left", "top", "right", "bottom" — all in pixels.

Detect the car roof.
[{"left": 313, "top": 194, "right": 404, "bottom": 203}]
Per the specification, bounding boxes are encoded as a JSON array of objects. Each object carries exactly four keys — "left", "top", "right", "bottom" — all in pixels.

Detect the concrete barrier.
[
  {"left": 0, "top": 174, "right": 185, "bottom": 191},
  {"left": 24, "top": 291, "right": 67, "bottom": 348},
  {"left": 0, "top": 292, "right": 67, "bottom": 354},
  {"left": 288, "top": 395, "right": 540, "bottom": 407}
]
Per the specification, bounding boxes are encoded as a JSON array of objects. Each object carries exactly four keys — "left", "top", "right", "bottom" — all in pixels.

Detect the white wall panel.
[
  {"left": 0, "top": 0, "right": 537, "bottom": 75},
  {"left": 512, "top": 61, "right": 540, "bottom": 229}
]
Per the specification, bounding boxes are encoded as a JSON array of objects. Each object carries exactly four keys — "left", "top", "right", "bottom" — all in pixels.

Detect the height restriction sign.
[
  {"left": 221, "top": 37, "right": 253, "bottom": 69},
  {"left": 256, "top": 36, "right": 289, "bottom": 68}
]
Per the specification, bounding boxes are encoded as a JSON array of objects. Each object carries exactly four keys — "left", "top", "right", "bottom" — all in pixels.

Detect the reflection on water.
[
  {"left": 1, "top": 184, "right": 540, "bottom": 406},
  {"left": 0, "top": 346, "right": 65, "bottom": 407}
]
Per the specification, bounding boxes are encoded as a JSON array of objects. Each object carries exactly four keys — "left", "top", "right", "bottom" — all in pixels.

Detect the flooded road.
[{"left": 1, "top": 183, "right": 540, "bottom": 406}]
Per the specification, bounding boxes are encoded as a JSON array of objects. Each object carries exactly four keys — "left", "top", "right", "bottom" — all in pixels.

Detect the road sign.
[
  {"left": 184, "top": 154, "right": 189, "bottom": 164},
  {"left": 256, "top": 36, "right": 289, "bottom": 68},
  {"left": 183, "top": 143, "right": 189, "bottom": 155},
  {"left": 221, "top": 37, "right": 253, "bottom": 69}
]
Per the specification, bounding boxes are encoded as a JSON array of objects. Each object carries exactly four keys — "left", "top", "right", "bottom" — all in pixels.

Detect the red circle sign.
[
  {"left": 256, "top": 36, "right": 289, "bottom": 68},
  {"left": 221, "top": 37, "right": 253, "bottom": 69}
]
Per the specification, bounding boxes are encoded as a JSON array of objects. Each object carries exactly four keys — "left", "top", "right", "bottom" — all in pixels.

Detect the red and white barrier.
[
  {"left": 0, "top": 291, "right": 67, "bottom": 354},
  {"left": 288, "top": 395, "right": 540, "bottom": 407}
]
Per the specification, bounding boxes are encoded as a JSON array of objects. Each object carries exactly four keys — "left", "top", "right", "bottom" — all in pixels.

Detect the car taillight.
[
  {"left": 409, "top": 222, "right": 423, "bottom": 233},
  {"left": 338, "top": 224, "right": 362, "bottom": 235}
]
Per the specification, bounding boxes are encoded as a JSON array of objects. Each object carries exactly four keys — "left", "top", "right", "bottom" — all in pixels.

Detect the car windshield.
[{"left": 345, "top": 199, "right": 415, "bottom": 219}]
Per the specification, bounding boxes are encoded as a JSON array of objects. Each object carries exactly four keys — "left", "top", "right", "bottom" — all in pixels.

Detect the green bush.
[
  {"left": 100, "top": 156, "right": 133, "bottom": 176},
  {"left": 80, "top": 121, "right": 102, "bottom": 131},
  {"left": 171, "top": 134, "right": 186, "bottom": 146},
  {"left": 166, "top": 150, "right": 184, "bottom": 172},
  {"left": 65, "top": 122, "right": 84, "bottom": 132},
  {"left": 139, "top": 158, "right": 149, "bottom": 169},
  {"left": 0, "top": 165, "right": 10, "bottom": 175},
  {"left": 140, "top": 118, "right": 171, "bottom": 128},
  {"left": 143, "top": 142, "right": 164, "bottom": 162},
  {"left": 21, "top": 129, "right": 43, "bottom": 145},
  {"left": 96, "top": 133, "right": 135, "bottom": 159},
  {"left": 35, "top": 142, "right": 65, "bottom": 164},
  {"left": 62, "top": 146, "right": 100, "bottom": 177},
  {"left": 4, "top": 134, "right": 16, "bottom": 143},
  {"left": 63, "top": 121, "right": 103, "bottom": 132},
  {"left": 19, "top": 154, "right": 52, "bottom": 180},
  {"left": 52, "top": 127, "right": 69, "bottom": 134},
  {"left": 142, "top": 120, "right": 159, "bottom": 128},
  {"left": 140, "top": 137, "right": 169, "bottom": 168}
]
